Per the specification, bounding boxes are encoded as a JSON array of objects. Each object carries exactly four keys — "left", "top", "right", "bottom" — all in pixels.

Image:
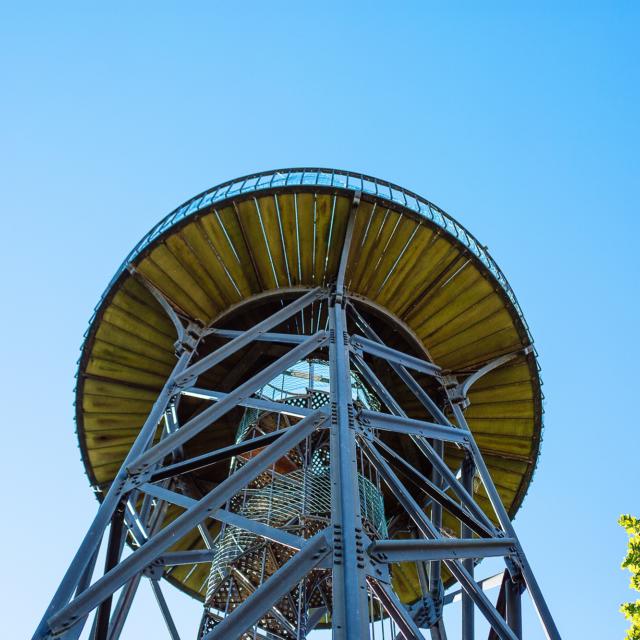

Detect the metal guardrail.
[{"left": 84, "top": 168, "right": 534, "bottom": 345}]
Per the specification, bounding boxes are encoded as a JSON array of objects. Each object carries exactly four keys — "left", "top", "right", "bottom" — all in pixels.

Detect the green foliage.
[{"left": 620, "top": 515, "right": 640, "bottom": 639}]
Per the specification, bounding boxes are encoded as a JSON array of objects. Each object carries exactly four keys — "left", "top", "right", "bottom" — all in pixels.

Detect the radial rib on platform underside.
[{"left": 75, "top": 183, "right": 542, "bottom": 603}]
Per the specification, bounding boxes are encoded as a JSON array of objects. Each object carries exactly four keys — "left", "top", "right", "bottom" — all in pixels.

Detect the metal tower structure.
[{"left": 34, "top": 169, "right": 561, "bottom": 640}]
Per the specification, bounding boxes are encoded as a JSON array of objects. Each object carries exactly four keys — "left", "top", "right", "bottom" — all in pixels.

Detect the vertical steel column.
[
  {"left": 461, "top": 456, "right": 475, "bottom": 640},
  {"left": 429, "top": 439, "right": 443, "bottom": 590},
  {"left": 505, "top": 579, "right": 522, "bottom": 639},
  {"left": 94, "top": 503, "right": 126, "bottom": 640},
  {"left": 429, "top": 438, "right": 444, "bottom": 640},
  {"left": 328, "top": 300, "right": 370, "bottom": 640}
]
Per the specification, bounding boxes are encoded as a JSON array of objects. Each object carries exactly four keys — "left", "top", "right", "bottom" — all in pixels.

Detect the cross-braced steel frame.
[{"left": 34, "top": 207, "right": 561, "bottom": 640}]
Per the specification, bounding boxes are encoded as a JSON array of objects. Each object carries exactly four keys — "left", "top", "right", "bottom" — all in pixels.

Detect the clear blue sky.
[{"left": 1, "top": 3, "right": 637, "bottom": 638}]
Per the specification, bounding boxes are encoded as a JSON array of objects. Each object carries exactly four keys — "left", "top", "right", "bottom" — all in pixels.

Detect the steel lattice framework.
[{"left": 34, "top": 169, "right": 560, "bottom": 640}]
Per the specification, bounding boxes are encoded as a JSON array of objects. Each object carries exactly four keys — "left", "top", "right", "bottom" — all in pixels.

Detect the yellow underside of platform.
[{"left": 77, "top": 189, "right": 542, "bottom": 604}]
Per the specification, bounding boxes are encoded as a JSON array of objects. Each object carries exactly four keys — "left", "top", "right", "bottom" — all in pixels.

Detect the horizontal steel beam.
[
  {"left": 180, "top": 387, "right": 314, "bottom": 418},
  {"left": 138, "top": 483, "right": 305, "bottom": 550},
  {"left": 358, "top": 409, "right": 469, "bottom": 444},
  {"left": 350, "top": 334, "right": 441, "bottom": 376},
  {"left": 369, "top": 538, "right": 517, "bottom": 563}
]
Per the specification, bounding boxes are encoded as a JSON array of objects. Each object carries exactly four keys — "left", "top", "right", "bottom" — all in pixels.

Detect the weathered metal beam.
[
  {"left": 369, "top": 538, "right": 517, "bottom": 563},
  {"left": 328, "top": 303, "right": 371, "bottom": 640},
  {"left": 350, "top": 334, "right": 441, "bottom": 376},
  {"left": 359, "top": 409, "right": 469, "bottom": 444}
]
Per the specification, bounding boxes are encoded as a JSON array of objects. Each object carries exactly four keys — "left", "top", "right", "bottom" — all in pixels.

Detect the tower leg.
[
  {"left": 461, "top": 456, "right": 475, "bottom": 640},
  {"left": 94, "top": 504, "right": 126, "bottom": 640},
  {"left": 328, "top": 301, "right": 370, "bottom": 640},
  {"left": 506, "top": 579, "right": 523, "bottom": 639},
  {"left": 429, "top": 439, "right": 446, "bottom": 640}
]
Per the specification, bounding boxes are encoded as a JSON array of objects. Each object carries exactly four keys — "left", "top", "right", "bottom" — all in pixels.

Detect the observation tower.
[{"left": 34, "top": 168, "right": 560, "bottom": 640}]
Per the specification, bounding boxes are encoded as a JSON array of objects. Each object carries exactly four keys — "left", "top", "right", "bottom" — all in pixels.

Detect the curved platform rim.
[{"left": 84, "top": 168, "right": 534, "bottom": 348}]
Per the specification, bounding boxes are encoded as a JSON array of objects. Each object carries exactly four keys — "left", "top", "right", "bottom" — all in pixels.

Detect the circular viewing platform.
[{"left": 75, "top": 168, "right": 543, "bottom": 604}]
